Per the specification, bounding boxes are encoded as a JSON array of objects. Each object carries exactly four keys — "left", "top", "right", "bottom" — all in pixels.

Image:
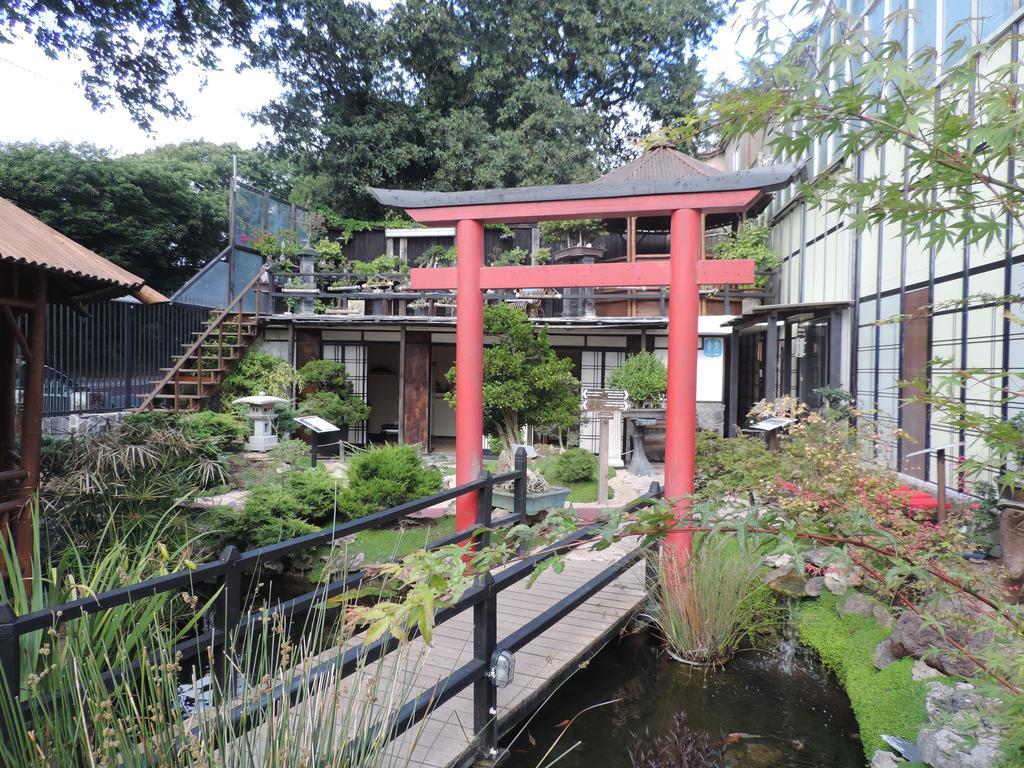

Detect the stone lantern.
[{"left": 232, "top": 392, "right": 288, "bottom": 452}]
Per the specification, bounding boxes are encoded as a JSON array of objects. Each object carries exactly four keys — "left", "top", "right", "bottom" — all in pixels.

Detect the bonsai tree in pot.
[
  {"left": 446, "top": 304, "right": 579, "bottom": 471},
  {"left": 297, "top": 359, "right": 371, "bottom": 456},
  {"left": 610, "top": 352, "right": 667, "bottom": 410}
]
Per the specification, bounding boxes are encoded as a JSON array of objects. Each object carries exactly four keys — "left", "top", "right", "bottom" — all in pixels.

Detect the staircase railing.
[{"left": 137, "top": 263, "right": 270, "bottom": 413}]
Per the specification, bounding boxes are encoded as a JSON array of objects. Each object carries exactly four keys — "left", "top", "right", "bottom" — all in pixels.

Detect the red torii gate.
[{"left": 371, "top": 167, "right": 799, "bottom": 559}]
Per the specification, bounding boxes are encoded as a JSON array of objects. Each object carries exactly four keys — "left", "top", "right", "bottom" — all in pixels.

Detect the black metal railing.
[
  {"left": 16, "top": 300, "right": 212, "bottom": 417},
  {"left": 0, "top": 448, "right": 663, "bottom": 762}
]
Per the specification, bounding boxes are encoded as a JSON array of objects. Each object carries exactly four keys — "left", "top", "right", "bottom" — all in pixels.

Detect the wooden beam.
[
  {"left": 1, "top": 306, "right": 31, "bottom": 362},
  {"left": 0, "top": 296, "right": 33, "bottom": 311},
  {"left": 408, "top": 259, "right": 755, "bottom": 291}
]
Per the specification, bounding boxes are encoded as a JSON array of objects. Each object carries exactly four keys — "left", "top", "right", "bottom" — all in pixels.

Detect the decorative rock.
[
  {"left": 763, "top": 553, "right": 795, "bottom": 569},
  {"left": 837, "top": 592, "right": 878, "bottom": 618},
  {"left": 871, "top": 750, "right": 904, "bottom": 768},
  {"left": 872, "top": 604, "right": 894, "bottom": 628},
  {"left": 763, "top": 564, "right": 807, "bottom": 599},
  {"left": 917, "top": 727, "right": 1002, "bottom": 768},
  {"left": 804, "top": 547, "right": 836, "bottom": 567},
  {"left": 804, "top": 576, "right": 825, "bottom": 597},
  {"left": 873, "top": 639, "right": 897, "bottom": 670},
  {"left": 888, "top": 601, "right": 994, "bottom": 678},
  {"left": 912, "top": 659, "right": 943, "bottom": 681}
]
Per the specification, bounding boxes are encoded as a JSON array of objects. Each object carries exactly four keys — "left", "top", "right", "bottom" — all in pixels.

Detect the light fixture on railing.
[{"left": 490, "top": 650, "right": 515, "bottom": 688}]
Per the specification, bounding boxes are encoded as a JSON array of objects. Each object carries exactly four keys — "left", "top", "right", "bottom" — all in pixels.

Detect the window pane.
[
  {"left": 943, "top": 0, "right": 971, "bottom": 65},
  {"left": 912, "top": 0, "right": 937, "bottom": 55},
  {"left": 980, "top": 0, "right": 1015, "bottom": 39}
]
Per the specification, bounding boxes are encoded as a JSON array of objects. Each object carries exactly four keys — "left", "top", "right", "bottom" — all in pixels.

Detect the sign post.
[
  {"left": 582, "top": 388, "right": 628, "bottom": 505},
  {"left": 294, "top": 415, "right": 341, "bottom": 467}
]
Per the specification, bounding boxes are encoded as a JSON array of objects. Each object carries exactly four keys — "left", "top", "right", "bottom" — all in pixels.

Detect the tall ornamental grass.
[
  {"left": 0, "top": 507, "right": 429, "bottom": 767},
  {"left": 648, "top": 537, "right": 778, "bottom": 665}
]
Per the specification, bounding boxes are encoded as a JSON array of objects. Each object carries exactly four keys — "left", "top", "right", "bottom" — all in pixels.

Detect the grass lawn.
[
  {"left": 352, "top": 517, "right": 456, "bottom": 563},
  {"left": 535, "top": 455, "right": 616, "bottom": 503}
]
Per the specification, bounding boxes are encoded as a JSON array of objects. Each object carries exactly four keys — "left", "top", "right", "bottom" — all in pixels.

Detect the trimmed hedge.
[
  {"left": 796, "top": 592, "right": 932, "bottom": 760},
  {"left": 550, "top": 448, "right": 598, "bottom": 484}
]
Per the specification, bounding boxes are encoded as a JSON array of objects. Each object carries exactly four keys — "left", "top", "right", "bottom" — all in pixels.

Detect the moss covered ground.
[{"left": 796, "top": 592, "right": 935, "bottom": 762}]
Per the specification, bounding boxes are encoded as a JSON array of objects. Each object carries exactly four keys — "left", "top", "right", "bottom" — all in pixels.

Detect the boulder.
[
  {"left": 804, "top": 576, "right": 825, "bottom": 597},
  {"left": 888, "top": 601, "right": 995, "bottom": 678},
  {"left": 837, "top": 592, "right": 878, "bottom": 618},
  {"left": 871, "top": 751, "right": 904, "bottom": 768},
  {"left": 873, "top": 639, "right": 897, "bottom": 670},
  {"left": 912, "top": 659, "right": 943, "bottom": 681},
  {"left": 917, "top": 727, "right": 1002, "bottom": 768},
  {"left": 915, "top": 682, "right": 1005, "bottom": 768},
  {"left": 763, "top": 564, "right": 807, "bottom": 599}
]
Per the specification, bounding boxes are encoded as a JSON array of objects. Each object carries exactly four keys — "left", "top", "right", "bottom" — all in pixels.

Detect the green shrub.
[
  {"left": 212, "top": 482, "right": 320, "bottom": 551},
  {"left": 269, "top": 439, "right": 312, "bottom": 468},
  {"left": 693, "top": 431, "right": 781, "bottom": 499},
  {"left": 337, "top": 445, "right": 443, "bottom": 520},
  {"left": 796, "top": 592, "right": 932, "bottom": 759},
  {"left": 298, "top": 360, "right": 371, "bottom": 427},
  {"left": 608, "top": 352, "right": 667, "bottom": 408},
  {"left": 551, "top": 448, "right": 598, "bottom": 484},
  {"left": 181, "top": 410, "right": 248, "bottom": 448},
  {"left": 120, "top": 411, "right": 184, "bottom": 431},
  {"left": 221, "top": 350, "right": 298, "bottom": 403},
  {"left": 285, "top": 467, "right": 341, "bottom": 525}
]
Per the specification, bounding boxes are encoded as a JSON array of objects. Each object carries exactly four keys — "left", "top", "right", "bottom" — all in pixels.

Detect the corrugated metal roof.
[
  {"left": 0, "top": 196, "right": 146, "bottom": 295},
  {"left": 592, "top": 141, "right": 723, "bottom": 185}
]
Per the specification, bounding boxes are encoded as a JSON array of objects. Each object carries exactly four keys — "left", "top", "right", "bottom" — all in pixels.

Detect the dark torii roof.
[{"left": 368, "top": 161, "right": 802, "bottom": 211}]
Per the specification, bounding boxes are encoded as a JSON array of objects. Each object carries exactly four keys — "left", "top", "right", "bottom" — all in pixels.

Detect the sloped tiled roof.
[{"left": 592, "top": 140, "right": 723, "bottom": 185}]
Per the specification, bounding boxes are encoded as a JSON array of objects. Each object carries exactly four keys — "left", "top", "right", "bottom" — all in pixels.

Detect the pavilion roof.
[
  {"left": 591, "top": 140, "right": 722, "bottom": 186},
  {"left": 0, "top": 196, "right": 166, "bottom": 304}
]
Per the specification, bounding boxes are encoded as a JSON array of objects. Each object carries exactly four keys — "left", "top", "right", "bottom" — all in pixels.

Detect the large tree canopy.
[
  {"left": 0, "top": 141, "right": 290, "bottom": 290},
  {"left": 253, "top": 0, "right": 725, "bottom": 216}
]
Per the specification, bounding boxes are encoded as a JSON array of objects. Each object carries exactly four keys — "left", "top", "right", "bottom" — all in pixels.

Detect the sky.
[{"left": 0, "top": 2, "right": 794, "bottom": 156}]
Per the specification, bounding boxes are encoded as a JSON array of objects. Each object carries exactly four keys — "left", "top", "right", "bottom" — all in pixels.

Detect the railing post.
[
  {"left": 513, "top": 447, "right": 527, "bottom": 522},
  {"left": 0, "top": 604, "right": 20, "bottom": 739},
  {"left": 645, "top": 482, "right": 663, "bottom": 588},
  {"left": 473, "top": 471, "right": 498, "bottom": 757},
  {"left": 212, "top": 545, "right": 241, "bottom": 701}
]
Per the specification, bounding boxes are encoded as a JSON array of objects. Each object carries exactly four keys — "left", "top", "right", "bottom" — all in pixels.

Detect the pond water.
[{"left": 500, "top": 627, "right": 864, "bottom": 768}]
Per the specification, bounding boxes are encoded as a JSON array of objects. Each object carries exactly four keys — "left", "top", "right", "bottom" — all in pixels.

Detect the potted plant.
[
  {"left": 327, "top": 279, "right": 357, "bottom": 293},
  {"left": 613, "top": 352, "right": 668, "bottom": 465},
  {"left": 408, "top": 299, "right": 429, "bottom": 316},
  {"left": 280, "top": 276, "right": 317, "bottom": 294},
  {"left": 492, "top": 471, "right": 570, "bottom": 515}
]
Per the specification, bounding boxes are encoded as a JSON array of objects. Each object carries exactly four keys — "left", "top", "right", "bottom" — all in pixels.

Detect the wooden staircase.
[{"left": 138, "top": 266, "right": 269, "bottom": 413}]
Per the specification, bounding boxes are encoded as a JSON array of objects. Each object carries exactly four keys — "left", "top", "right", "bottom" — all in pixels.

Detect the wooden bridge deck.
[{"left": 348, "top": 544, "right": 648, "bottom": 768}]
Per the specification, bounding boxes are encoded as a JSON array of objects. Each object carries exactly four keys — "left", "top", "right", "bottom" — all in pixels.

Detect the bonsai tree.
[
  {"left": 609, "top": 352, "right": 667, "bottom": 409},
  {"left": 539, "top": 219, "right": 607, "bottom": 250},
  {"left": 297, "top": 359, "right": 371, "bottom": 430},
  {"left": 447, "top": 304, "right": 579, "bottom": 454}
]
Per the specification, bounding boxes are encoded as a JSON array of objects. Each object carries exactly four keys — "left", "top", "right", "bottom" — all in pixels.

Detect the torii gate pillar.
[
  {"left": 454, "top": 220, "right": 485, "bottom": 531},
  {"left": 664, "top": 208, "right": 701, "bottom": 558}
]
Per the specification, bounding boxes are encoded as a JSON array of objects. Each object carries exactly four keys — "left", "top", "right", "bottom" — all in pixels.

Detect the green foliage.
[
  {"left": 267, "top": 438, "right": 312, "bottom": 469},
  {"left": 709, "top": 222, "right": 779, "bottom": 289},
  {"left": 253, "top": 0, "right": 725, "bottom": 216},
  {"left": 222, "top": 350, "right": 298, "bottom": 403},
  {"left": 796, "top": 593, "right": 931, "bottom": 759},
  {"left": 550, "top": 448, "right": 598, "bottom": 484},
  {"left": 489, "top": 246, "right": 529, "bottom": 266},
  {"left": 416, "top": 244, "right": 457, "bottom": 267},
  {"left": 180, "top": 411, "right": 248, "bottom": 448},
  {"left": 336, "top": 445, "right": 443, "bottom": 521},
  {"left": 297, "top": 359, "right": 370, "bottom": 427},
  {"left": 539, "top": 218, "right": 608, "bottom": 248},
  {"left": 813, "top": 386, "right": 854, "bottom": 420},
  {"left": 536, "top": 455, "right": 615, "bottom": 503},
  {"left": 647, "top": 536, "right": 778, "bottom": 664},
  {"left": 212, "top": 477, "right": 326, "bottom": 551},
  {"left": 0, "top": 142, "right": 289, "bottom": 289},
  {"left": 693, "top": 431, "right": 781, "bottom": 500},
  {"left": 353, "top": 518, "right": 456, "bottom": 564},
  {"left": 449, "top": 304, "right": 580, "bottom": 450},
  {"left": 609, "top": 352, "right": 668, "bottom": 408}
]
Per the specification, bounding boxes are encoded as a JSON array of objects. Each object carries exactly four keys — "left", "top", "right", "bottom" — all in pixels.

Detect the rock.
[
  {"left": 925, "top": 681, "right": 1001, "bottom": 721},
  {"left": 763, "top": 553, "right": 794, "bottom": 569},
  {"left": 873, "top": 639, "right": 897, "bottom": 670},
  {"left": 888, "top": 601, "right": 995, "bottom": 678},
  {"left": 824, "top": 570, "right": 850, "bottom": 595},
  {"left": 871, "top": 750, "right": 904, "bottom": 768},
  {"left": 917, "top": 727, "right": 1002, "bottom": 768},
  {"left": 873, "top": 604, "right": 894, "bottom": 628},
  {"left": 837, "top": 592, "right": 878, "bottom": 617},
  {"left": 912, "top": 659, "right": 943, "bottom": 681},
  {"left": 763, "top": 564, "right": 807, "bottom": 599},
  {"left": 804, "top": 576, "right": 825, "bottom": 597},
  {"left": 804, "top": 547, "right": 836, "bottom": 567}
]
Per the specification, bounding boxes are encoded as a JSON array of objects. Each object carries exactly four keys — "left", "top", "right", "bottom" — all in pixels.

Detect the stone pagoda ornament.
[{"left": 232, "top": 392, "right": 288, "bottom": 452}]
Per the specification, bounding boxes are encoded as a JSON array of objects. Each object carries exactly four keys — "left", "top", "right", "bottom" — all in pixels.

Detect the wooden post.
[
  {"left": 597, "top": 416, "right": 610, "bottom": 506},
  {"left": 936, "top": 448, "right": 947, "bottom": 525},
  {"left": 16, "top": 271, "right": 46, "bottom": 583}
]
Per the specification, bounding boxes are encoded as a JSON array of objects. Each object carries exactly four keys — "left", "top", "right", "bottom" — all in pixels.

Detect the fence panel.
[{"left": 17, "top": 300, "right": 211, "bottom": 417}]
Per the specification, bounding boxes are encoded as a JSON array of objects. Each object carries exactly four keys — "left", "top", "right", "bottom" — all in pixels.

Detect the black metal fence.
[
  {"left": 0, "top": 449, "right": 663, "bottom": 761},
  {"left": 17, "top": 300, "right": 211, "bottom": 417}
]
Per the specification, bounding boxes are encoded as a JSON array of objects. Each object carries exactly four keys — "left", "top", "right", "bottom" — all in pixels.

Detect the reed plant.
[
  {"left": 0, "top": 505, "right": 430, "bottom": 767},
  {"left": 647, "top": 537, "right": 778, "bottom": 665}
]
